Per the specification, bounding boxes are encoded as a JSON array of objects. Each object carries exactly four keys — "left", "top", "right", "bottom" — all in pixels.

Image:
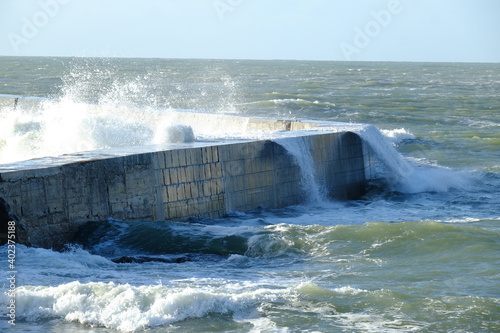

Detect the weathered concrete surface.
[
  {"left": 0, "top": 96, "right": 370, "bottom": 249},
  {"left": 0, "top": 197, "right": 29, "bottom": 246}
]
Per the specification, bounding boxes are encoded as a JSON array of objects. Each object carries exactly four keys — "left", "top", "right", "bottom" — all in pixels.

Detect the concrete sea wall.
[{"left": 0, "top": 96, "right": 370, "bottom": 248}]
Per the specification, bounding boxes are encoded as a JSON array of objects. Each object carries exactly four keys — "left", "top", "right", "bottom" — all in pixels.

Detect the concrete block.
[
  {"left": 249, "top": 172, "right": 269, "bottom": 189},
  {"left": 202, "top": 164, "right": 211, "bottom": 179},
  {"left": 217, "top": 145, "right": 228, "bottom": 161},
  {"left": 201, "top": 147, "right": 210, "bottom": 164},
  {"left": 166, "top": 185, "right": 178, "bottom": 202},
  {"left": 202, "top": 146, "right": 216, "bottom": 163},
  {"left": 90, "top": 203, "right": 109, "bottom": 218},
  {"left": 214, "top": 178, "right": 222, "bottom": 193},
  {"left": 171, "top": 168, "right": 181, "bottom": 184},
  {"left": 184, "top": 183, "right": 193, "bottom": 199},
  {"left": 161, "top": 169, "right": 170, "bottom": 185},
  {"left": 190, "top": 182, "right": 200, "bottom": 198},
  {"left": 193, "top": 165, "right": 204, "bottom": 181},
  {"left": 169, "top": 150, "right": 180, "bottom": 167},
  {"left": 210, "top": 163, "right": 222, "bottom": 178},
  {"left": 237, "top": 175, "right": 248, "bottom": 191},
  {"left": 200, "top": 181, "right": 209, "bottom": 197},
  {"left": 157, "top": 152, "right": 167, "bottom": 169},
  {"left": 163, "top": 151, "right": 173, "bottom": 168},
  {"left": 245, "top": 160, "right": 256, "bottom": 174},
  {"left": 184, "top": 166, "right": 195, "bottom": 183},
  {"left": 177, "top": 150, "right": 187, "bottom": 167},
  {"left": 161, "top": 186, "right": 169, "bottom": 201},
  {"left": 210, "top": 180, "right": 219, "bottom": 196},
  {"left": 190, "top": 149, "right": 203, "bottom": 165},
  {"left": 212, "top": 146, "right": 219, "bottom": 163},
  {"left": 226, "top": 160, "right": 246, "bottom": 177},
  {"left": 176, "top": 168, "right": 186, "bottom": 184},
  {"left": 178, "top": 200, "right": 189, "bottom": 217}
]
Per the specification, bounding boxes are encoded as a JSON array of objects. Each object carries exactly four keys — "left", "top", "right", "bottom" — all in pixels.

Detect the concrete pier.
[{"left": 0, "top": 96, "right": 371, "bottom": 248}]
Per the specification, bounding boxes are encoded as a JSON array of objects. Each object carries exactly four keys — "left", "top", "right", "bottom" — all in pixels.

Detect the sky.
[{"left": 0, "top": 0, "right": 499, "bottom": 62}]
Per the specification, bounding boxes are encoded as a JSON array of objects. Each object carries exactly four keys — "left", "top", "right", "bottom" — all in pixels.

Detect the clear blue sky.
[{"left": 1, "top": 0, "right": 499, "bottom": 62}]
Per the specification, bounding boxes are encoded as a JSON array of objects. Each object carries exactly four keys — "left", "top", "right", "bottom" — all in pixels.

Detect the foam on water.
[
  {"left": 9, "top": 281, "right": 287, "bottom": 332},
  {"left": 380, "top": 128, "right": 415, "bottom": 144}
]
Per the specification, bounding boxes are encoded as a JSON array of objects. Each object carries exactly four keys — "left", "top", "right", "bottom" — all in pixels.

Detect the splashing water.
[
  {"left": 273, "top": 136, "right": 327, "bottom": 204},
  {"left": 0, "top": 58, "right": 244, "bottom": 165},
  {"left": 0, "top": 98, "right": 198, "bottom": 164},
  {"left": 354, "top": 125, "right": 470, "bottom": 193}
]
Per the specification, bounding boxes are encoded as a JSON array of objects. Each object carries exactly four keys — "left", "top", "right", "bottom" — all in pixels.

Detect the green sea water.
[{"left": 0, "top": 57, "right": 499, "bottom": 332}]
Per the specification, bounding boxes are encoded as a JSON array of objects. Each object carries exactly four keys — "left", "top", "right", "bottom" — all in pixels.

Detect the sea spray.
[
  {"left": 352, "top": 125, "right": 470, "bottom": 193},
  {"left": 273, "top": 136, "right": 327, "bottom": 205},
  {"left": 310, "top": 123, "right": 469, "bottom": 193},
  {"left": 356, "top": 124, "right": 415, "bottom": 185},
  {"left": 0, "top": 58, "right": 243, "bottom": 164},
  {"left": 380, "top": 127, "right": 415, "bottom": 144},
  {"left": 0, "top": 98, "right": 201, "bottom": 164}
]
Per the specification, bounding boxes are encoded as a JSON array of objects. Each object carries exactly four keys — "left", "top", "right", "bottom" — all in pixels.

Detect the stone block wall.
[
  {"left": 153, "top": 145, "right": 225, "bottom": 221},
  {"left": 0, "top": 131, "right": 368, "bottom": 248}
]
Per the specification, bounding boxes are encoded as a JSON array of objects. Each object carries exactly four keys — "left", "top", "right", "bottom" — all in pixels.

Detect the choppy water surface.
[{"left": 0, "top": 57, "right": 499, "bottom": 332}]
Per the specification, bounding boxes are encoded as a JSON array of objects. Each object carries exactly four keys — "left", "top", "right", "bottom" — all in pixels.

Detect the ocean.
[{"left": 0, "top": 57, "right": 499, "bottom": 332}]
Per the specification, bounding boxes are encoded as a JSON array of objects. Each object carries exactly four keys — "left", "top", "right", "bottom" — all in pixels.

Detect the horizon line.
[{"left": 1, "top": 54, "right": 499, "bottom": 65}]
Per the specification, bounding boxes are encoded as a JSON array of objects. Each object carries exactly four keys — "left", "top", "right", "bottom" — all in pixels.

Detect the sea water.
[{"left": 0, "top": 57, "right": 499, "bottom": 332}]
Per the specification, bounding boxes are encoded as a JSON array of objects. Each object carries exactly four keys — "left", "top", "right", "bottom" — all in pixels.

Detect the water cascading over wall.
[{"left": 0, "top": 96, "right": 371, "bottom": 248}]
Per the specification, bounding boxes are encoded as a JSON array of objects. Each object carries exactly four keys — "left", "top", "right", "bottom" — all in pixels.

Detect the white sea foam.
[
  {"left": 333, "top": 286, "right": 368, "bottom": 295},
  {"left": 381, "top": 128, "right": 415, "bottom": 144},
  {"left": 334, "top": 312, "right": 424, "bottom": 333},
  {"left": 7, "top": 281, "right": 287, "bottom": 332},
  {"left": 16, "top": 244, "right": 112, "bottom": 269}
]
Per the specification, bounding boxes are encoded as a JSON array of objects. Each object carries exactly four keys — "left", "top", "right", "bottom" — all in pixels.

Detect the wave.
[
  {"left": 5, "top": 218, "right": 499, "bottom": 332},
  {"left": 4, "top": 219, "right": 499, "bottom": 332},
  {"left": 73, "top": 219, "right": 256, "bottom": 257},
  {"left": 7, "top": 277, "right": 497, "bottom": 332},
  {"left": 8, "top": 280, "right": 285, "bottom": 332},
  {"left": 72, "top": 218, "right": 500, "bottom": 262},
  {"left": 245, "top": 221, "right": 500, "bottom": 259},
  {"left": 380, "top": 128, "right": 415, "bottom": 145},
  {"left": 7, "top": 276, "right": 497, "bottom": 332}
]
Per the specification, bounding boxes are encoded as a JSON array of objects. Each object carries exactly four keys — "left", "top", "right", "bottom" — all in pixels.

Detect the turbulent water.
[{"left": 0, "top": 57, "right": 499, "bottom": 332}]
